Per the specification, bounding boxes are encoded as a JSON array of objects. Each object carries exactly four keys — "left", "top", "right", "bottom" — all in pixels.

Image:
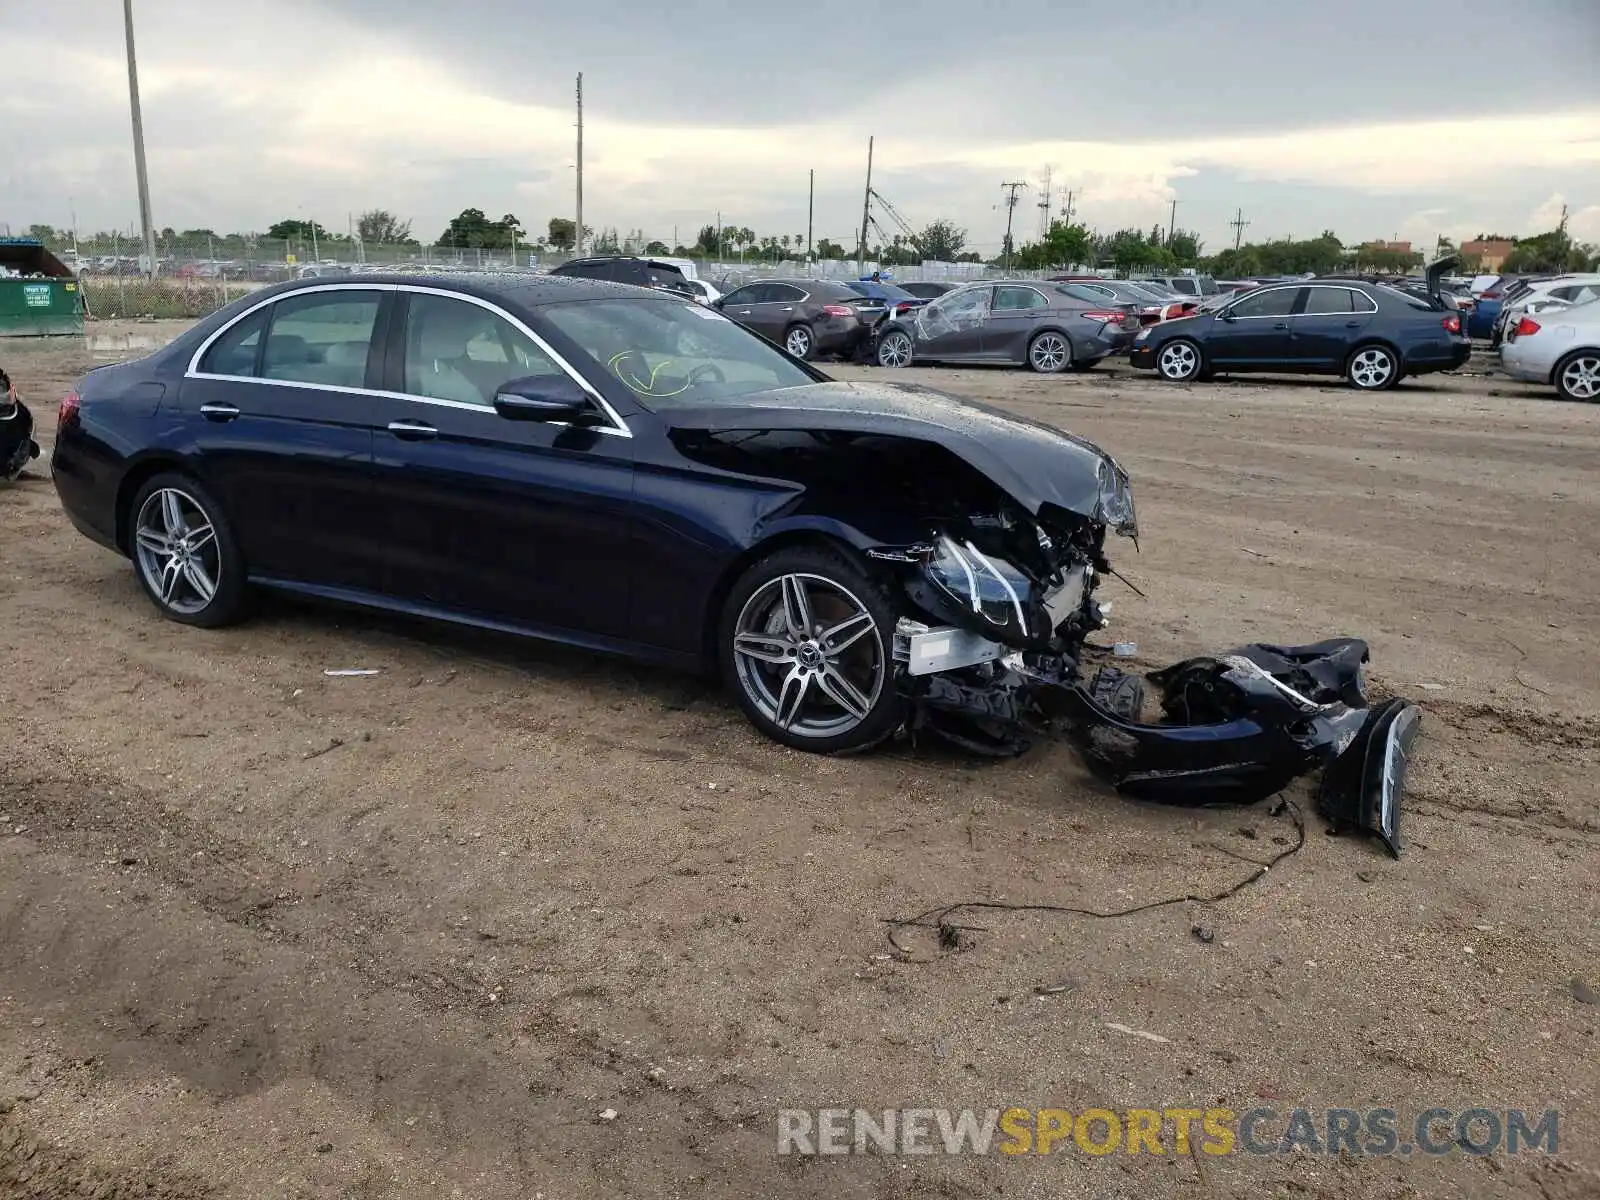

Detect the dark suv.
[{"left": 551, "top": 256, "right": 698, "bottom": 298}]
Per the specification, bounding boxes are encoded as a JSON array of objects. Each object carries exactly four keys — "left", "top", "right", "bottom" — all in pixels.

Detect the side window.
[
  {"left": 1171, "top": 278, "right": 1198, "bottom": 295},
  {"left": 767, "top": 284, "right": 806, "bottom": 303},
  {"left": 939, "top": 286, "right": 991, "bottom": 318},
  {"left": 1228, "top": 287, "right": 1300, "bottom": 318},
  {"left": 994, "top": 286, "right": 1047, "bottom": 311},
  {"left": 1302, "top": 287, "right": 1355, "bottom": 315},
  {"left": 260, "top": 290, "right": 382, "bottom": 387},
  {"left": 403, "top": 293, "right": 563, "bottom": 408},
  {"left": 200, "top": 306, "right": 269, "bottom": 377},
  {"left": 1550, "top": 286, "right": 1578, "bottom": 302},
  {"left": 1351, "top": 289, "right": 1378, "bottom": 314},
  {"left": 1574, "top": 285, "right": 1600, "bottom": 304},
  {"left": 721, "top": 286, "right": 754, "bottom": 306}
]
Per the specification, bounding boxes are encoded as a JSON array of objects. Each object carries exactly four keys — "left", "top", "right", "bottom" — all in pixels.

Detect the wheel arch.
[
  {"left": 1551, "top": 345, "right": 1600, "bottom": 387},
  {"left": 698, "top": 523, "right": 885, "bottom": 666},
  {"left": 1346, "top": 337, "right": 1404, "bottom": 375},
  {"left": 114, "top": 454, "right": 194, "bottom": 554}
]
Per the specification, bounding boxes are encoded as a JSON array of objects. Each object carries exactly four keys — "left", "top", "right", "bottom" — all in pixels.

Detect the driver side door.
[{"left": 365, "top": 289, "right": 638, "bottom": 641}]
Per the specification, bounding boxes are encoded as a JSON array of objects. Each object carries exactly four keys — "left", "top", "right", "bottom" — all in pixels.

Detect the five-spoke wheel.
[
  {"left": 128, "top": 473, "right": 246, "bottom": 626},
  {"left": 1347, "top": 344, "right": 1399, "bottom": 391},
  {"left": 1157, "top": 339, "right": 1203, "bottom": 382}
]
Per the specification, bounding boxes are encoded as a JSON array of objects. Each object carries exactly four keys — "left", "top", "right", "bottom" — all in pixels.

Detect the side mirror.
[
  {"left": 1219, "top": 310, "right": 1238, "bottom": 321},
  {"left": 711, "top": 296, "right": 726, "bottom": 309},
  {"left": 492, "top": 375, "right": 599, "bottom": 424}
]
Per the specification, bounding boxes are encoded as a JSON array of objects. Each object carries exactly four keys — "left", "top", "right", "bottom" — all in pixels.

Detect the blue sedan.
[{"left": 1129, "top": 279, "right": 1469, "bottom": 390}]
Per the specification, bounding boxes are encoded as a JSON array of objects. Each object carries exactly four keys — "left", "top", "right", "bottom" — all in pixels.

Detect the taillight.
[
  {"left": 1442, "top": 314, "right": 1461, "bottom": 334},
  {"left": 821, "top": 304, "right": 854, "bottom": 318},
  {"left": 1482, "top": 289, "right": 1501, "bottom": 299},
  {"left": 1515, "top": 316, "right": 1541, "bottom": 337},
  {"left": 1082, "top": 310, "right": 1122, "bottom": 323},
  {"left": 58, "top": 391, "right": 80, "bottom": 425}
]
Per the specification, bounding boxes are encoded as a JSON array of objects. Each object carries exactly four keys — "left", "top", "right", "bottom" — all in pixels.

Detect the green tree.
[
  {"left": 644, "top": 240, "right": 669, "bottom": 255},
  {"left": 357, "top": 209, "right": 413, "bottom": 245},
  {"left": 1502, "top": 229, "right": 1593, "bottom": 273},
  {"left": 1355, "top": 245, "right": 1423, "bottom": 273},
  {"left": 436, "top": 209, "right": 522, "bottom": 250},
  {"left": 694, "top": 224, "right": 721, "bottom": 256},
  {"left": 815, "top": 237, "right": 846, "bottom": 260},
  {"left": 593, "top": 226, "right": 621, "bottom": 254},
  {"left": 266, "top": 218, "right": 331, "bottom": 241},
  {"left": 910, "top": 219, "right": 967, "bottom": 262},
  {"left": 546, "top": 217, "right": 580, "bottom": 251},
  {"left": 1167, "top": 229, "right": 1202, "bottom": 266}
]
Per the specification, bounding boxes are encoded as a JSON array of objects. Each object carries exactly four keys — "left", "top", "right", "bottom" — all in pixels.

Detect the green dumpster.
[{"left": 0, "top": 238, "right": 86, "bottom": 337}]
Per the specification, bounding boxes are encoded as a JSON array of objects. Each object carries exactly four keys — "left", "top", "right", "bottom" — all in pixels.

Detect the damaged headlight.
[
  {"left": 917, "top": 535, "right": 1048, "bottom": 644},
  {"left": 1097, "top": 458, "right": 1138, "bottom": 541}
]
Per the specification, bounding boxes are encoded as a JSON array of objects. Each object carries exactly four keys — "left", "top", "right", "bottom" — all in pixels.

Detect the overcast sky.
[{"left": 3, "top": 0, "right": 1598, "bottom": 254}]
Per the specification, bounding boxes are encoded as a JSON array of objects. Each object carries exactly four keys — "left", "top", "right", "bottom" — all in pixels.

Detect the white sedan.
[{"left": 1499, "top": 299, "right": 1600, "bottom": 402}]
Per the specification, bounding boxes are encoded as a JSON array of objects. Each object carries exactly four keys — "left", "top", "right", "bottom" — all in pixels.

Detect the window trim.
[
  {"left": 1221, "top": 285, "right": 1303, "bottom": 319},
  {"left": 185, "top": 282, "right": 632, "bottom": 438},
  {"left": 993, "top": 285, "right": 1050, "bottom": 312}
]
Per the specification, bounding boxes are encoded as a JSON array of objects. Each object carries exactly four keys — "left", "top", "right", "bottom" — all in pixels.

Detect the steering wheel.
[{"left": 687, "top": 362, "right": 726, "bottom": 387}]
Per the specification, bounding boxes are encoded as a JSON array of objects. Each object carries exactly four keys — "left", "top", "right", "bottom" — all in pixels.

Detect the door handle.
[
  {"left": 783, "top": 307, "right": 794, "bottom": 311},
  {"left": 387, "top": 419, "right": 438, "bottom": 440},
  {"left": 1345, "top": 321, "right": 1361, "bottom": 327},
  {"left": 199, "top": 402, "right": 239, "bottom": 422},
  {"left": 1272, "top": 322, "right": 1289, "bottom": 330},
  {"left": 737, "top": 309, "right": 752, "bottom": 315}
]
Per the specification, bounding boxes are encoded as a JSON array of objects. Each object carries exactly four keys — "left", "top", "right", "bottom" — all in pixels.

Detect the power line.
[{"left": 1230, "top": 207, "right": 1250, "bottom": 251}]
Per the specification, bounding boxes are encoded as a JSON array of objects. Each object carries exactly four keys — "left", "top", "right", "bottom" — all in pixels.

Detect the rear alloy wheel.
[
  {"left": 1555, "top": 351, "right": 1600, "bottom": 402},
  {"left": 721, "top": 547, "right": 905, "bottom": 753},
  {"left": 129, "top": 473, "right": 248, "bottom": 627},
  {"left": 877, "top": 329, "right": 913, "bottom": 368},
  {"left": 785, "top": 324, "right": 815, "bottom": 360},
  {"left": 1156, "top": 339, "right": 1203, "bottom": 382},
  {"left": 1027, "top": 331, "right": 1071, "bottom": 373},
  {"left": 1347, "top": 344, "right": 1399, "bottom": 391}
]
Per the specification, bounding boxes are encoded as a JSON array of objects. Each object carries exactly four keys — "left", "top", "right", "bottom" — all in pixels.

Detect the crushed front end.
[{"left": 871, "top": 457, "right": 1418, "bottom": 856}]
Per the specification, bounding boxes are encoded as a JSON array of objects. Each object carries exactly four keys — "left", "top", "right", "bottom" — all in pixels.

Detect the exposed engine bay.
[{"left": 668, "top": 405, "right": 1419, "bottom": 858}]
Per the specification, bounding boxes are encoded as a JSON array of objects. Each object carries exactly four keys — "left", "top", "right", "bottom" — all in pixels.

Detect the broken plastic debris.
[
  {"left": 598, "top": 1108, "right": 618, "bottom": 1121},
  {"left": 1112, "top": 642, "right": 1138, "bottom": 657},
  {"left": 324, "top": 668, "right": 381, "bottom": 677},
  {"left": 1420, "top": 683, "right": 1445, "bottom": 691},
  {"left": 1105, "top": 1022, "right": 1169, "bottom": 1044}
]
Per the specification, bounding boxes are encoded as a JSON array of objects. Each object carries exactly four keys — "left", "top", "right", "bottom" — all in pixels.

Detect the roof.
[{"left": 245, "top": 270, "right": 665, "bottom": 307}]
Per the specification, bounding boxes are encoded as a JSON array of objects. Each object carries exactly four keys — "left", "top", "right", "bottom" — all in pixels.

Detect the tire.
[
  {"left": 1156, "top": 338, "right": 1203, "bottom": 382},
  {"left": 127, "top": 472, "right": 248, "bottom": 627},
  {"left": 784, "top": 323, "right": 814, "bottom": 360},
  {"left": 1554, "top": 350, "right": 1600, "bottom": 403},
  {"left": 1027, "top": 331, "right": 1071, "bottom": 374},
  {"left": 1346, "top": 343, "right": 1400, "bottom": 391},
  {"left": 719, "top": 545, "right": 906, "bottom": 754},
  {"left": 876, "top": 329, "right": 913, "bottom": 368}
]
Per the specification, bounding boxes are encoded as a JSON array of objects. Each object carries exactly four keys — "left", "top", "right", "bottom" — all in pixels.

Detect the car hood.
[{"left": 662, "top": 380, "right": 1132, "bottom": 527}]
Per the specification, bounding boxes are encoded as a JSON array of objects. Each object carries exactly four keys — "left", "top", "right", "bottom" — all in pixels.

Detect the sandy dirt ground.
[{"left": 1, "top": 321, "right": 1597, "bottom": 1199}]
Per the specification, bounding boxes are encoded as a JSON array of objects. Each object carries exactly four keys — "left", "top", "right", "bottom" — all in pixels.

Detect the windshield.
[
  {"left": 1121, "top": 281, "right": 1173, "bottom": 302},
  {"left": 848, "top": 280, "right": 918, "bottom": 302},
  {"left": 540, "top": 296, "right": 817, "bottom": 410}
]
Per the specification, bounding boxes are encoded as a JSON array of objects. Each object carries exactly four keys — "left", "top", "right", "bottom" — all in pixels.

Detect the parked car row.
[{"left": 1487, "top": 274, "right": 1600, "bottom": 347}]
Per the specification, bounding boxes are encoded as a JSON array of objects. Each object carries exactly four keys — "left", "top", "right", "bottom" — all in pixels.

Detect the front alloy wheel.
[
  {"left": 877, "top": 330, "right": 913, "bottom": 368},
  {"left": 129, "top": 473, "right": 247, "bottom": 626},
  {"left": 1157, "top": 339, "right": 1202, "bottom": 381},
  {"left": 1347, "top": 345, "right": 1398, "bottom": 391},
  {"left": 1556, "top": 352, "right": 1600, "bottom": 402},
  {"left": 1028, "top": 332, "right": 1071, "bottom": 373},
  {"left": 721, "top": 548, "right": 904, "bottom": 753}
]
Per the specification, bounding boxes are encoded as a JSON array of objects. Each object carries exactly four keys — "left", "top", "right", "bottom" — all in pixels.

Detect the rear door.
[
  {"left": 983, "top": 285, "right": 1052, "bottom": 360},
  {"left": 179, "top": 285, "right": 389, "bottom": 589},
  {"left": 1207, "top": 285, "right": 1302, "bottom": 366},
  {"left": 744, "top": 283, "right": 806, "bottom": 341},
  {"left": 366, "top": 289, "right": 637, "bottom": 638},
  {"left": 1289, "top": 285, "right": 1375, "bottom": 368}
]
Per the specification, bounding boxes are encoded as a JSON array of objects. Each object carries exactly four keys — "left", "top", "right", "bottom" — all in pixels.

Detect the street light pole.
[{"left": 122, "top": 0, "right": 158, "bottom": 281}]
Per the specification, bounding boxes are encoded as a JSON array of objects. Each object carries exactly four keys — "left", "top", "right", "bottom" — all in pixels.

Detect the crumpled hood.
[{"left": 662, "top": 380, "right": 1132, "bottom": 526}]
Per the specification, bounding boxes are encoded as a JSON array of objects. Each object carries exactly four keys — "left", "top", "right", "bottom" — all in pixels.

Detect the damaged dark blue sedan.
[{"left": 50, "top": 273, "right": 1417, "bottom": 850}]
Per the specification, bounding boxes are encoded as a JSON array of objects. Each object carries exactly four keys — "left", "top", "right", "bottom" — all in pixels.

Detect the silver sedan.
[{"left": 1499, "top": 299, "right": 1600, "bottom": 402}]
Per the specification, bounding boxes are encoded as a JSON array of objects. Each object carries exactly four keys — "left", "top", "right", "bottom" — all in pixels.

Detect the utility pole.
[
  {"left": 574, "top": 73, "right": 584, "bottom": 258},
  {"left": 122, "top": 0, "right": 157, "bottom": 281},
  {"left": 857, "top": 137, "right": 874, "bottom": 274},
  {"left": 807, "top": 168, "right": 814, "bottom": 266},
  {"left": 1037, "top": 165, "right": 1054, "bottom": 237},
  {"left": 1230, "top": 207, "right": 1250, "bottom": 251},
  {"left": 1061, "top": 189, "right": 1076, "bottom": 227},
  {"left": 999, "top": 181, "right": 1028, "bottom": 273},
  {"left": 1167, "top": 197, "right": 1178, "bottom": 244},
  {"left": 716, "top": 210, "right": 722, "bottom": 261}
]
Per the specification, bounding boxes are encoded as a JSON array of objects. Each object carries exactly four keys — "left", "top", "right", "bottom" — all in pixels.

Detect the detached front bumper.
[
  {"left": 1128, "top": 340, "right": 1157, "bottom": 370},
  {"left": 899, "top": 629, "right": 1420, "bottom": 857}
]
